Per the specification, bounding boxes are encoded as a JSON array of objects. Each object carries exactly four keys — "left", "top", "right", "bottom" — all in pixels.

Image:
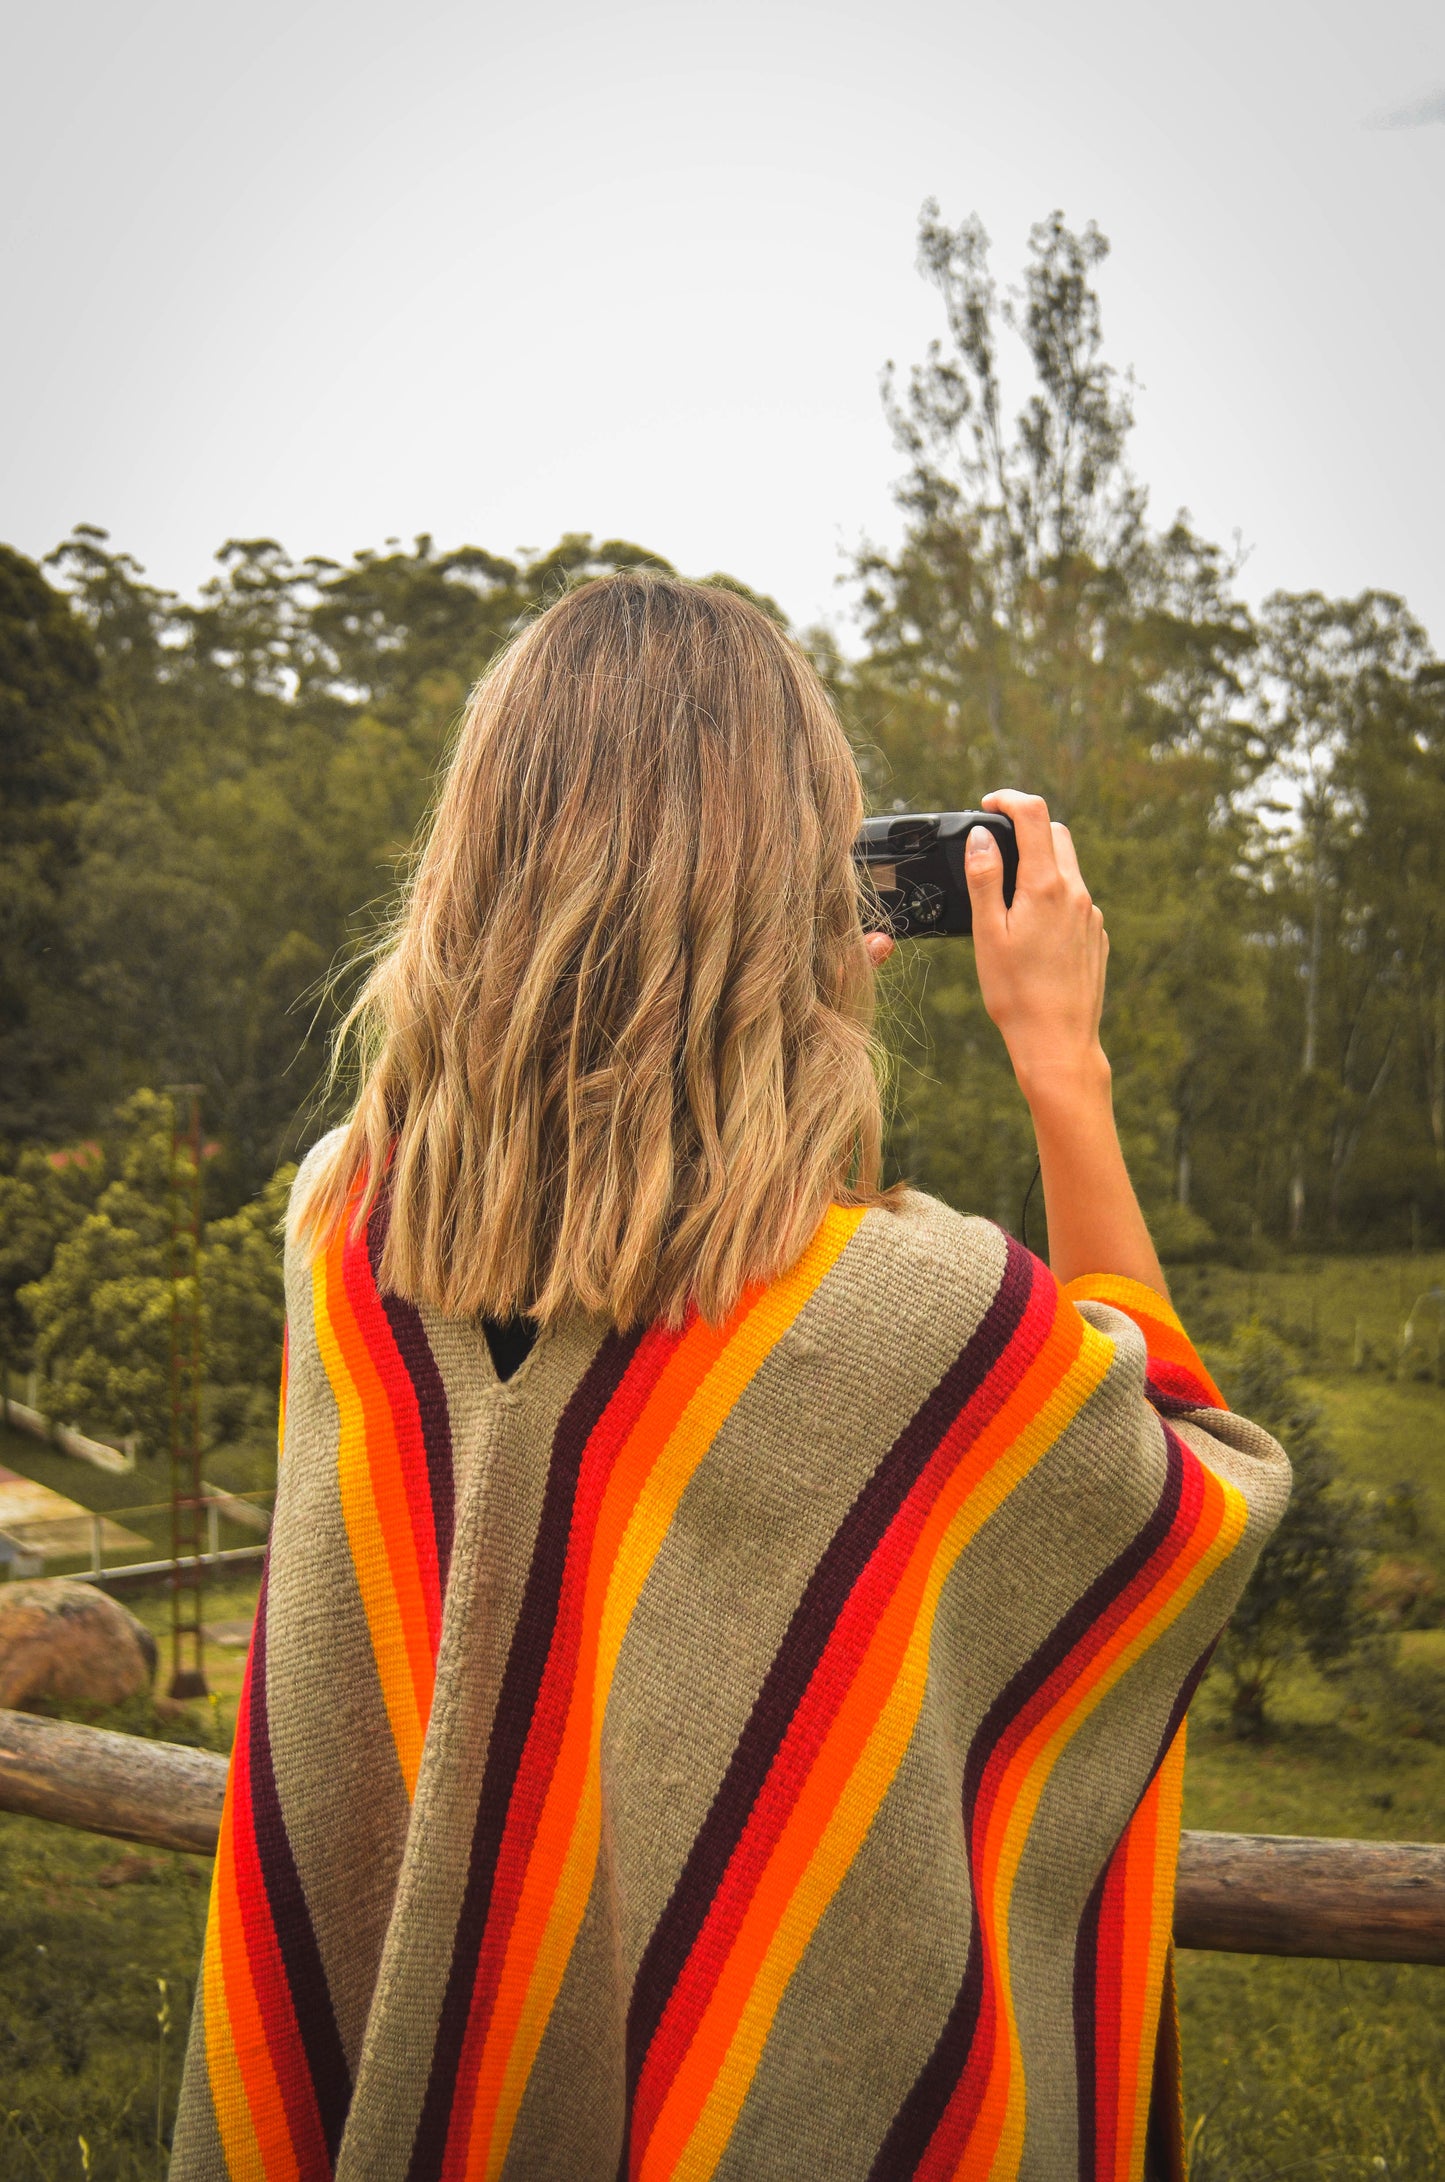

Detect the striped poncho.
[{"left": 173, "top": 1165, "right": 1288, "bottom": 2182}]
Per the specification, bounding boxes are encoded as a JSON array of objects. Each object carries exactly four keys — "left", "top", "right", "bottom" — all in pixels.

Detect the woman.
[{"left": 173, "top": 574, "right": 1287, "bottom": 2182}]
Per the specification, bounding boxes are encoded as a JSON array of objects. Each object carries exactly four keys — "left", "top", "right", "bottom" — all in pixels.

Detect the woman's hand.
[{"left": 964, "top": 789, "right": 1109, "bottom": 1112}]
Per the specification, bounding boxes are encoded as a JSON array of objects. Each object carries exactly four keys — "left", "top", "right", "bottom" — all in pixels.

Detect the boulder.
[{"left": 0, "top": 1579, "right": 157, "bottom": 1709}]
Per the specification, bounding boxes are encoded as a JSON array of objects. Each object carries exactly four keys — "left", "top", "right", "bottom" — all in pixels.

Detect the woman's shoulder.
[
  {"left": 836, "top": 1188, "right": 1018, "bottom": 1339},
  {"left": 855, "top": 1186, "right": 1007, "bottom": 1269},
  {"left": 279, "top": 1126, "right": 348, "bottom": 1271},
  {"left": 290, "top": 1125, "right": 347, "bottom": 1203}
]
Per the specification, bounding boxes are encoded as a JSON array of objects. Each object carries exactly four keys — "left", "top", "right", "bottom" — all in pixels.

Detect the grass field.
[{"left": 0, "top": 1256, "right": 1442, "bottom": 2176}]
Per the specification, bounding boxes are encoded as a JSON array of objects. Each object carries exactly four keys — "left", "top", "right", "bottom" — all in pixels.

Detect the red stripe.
[{"left": 1148, "top": 1359, "right": 1224, "bottom": 1412}]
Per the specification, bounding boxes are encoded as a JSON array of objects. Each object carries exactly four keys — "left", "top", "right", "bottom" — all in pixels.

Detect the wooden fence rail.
[{"left": 1, "top": 1710, "right": 1443, "bottom": 1964}]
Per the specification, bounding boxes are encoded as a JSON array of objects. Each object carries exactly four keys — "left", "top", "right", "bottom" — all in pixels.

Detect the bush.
[{"left": 1208, "top": 1323, "right": 1379, "bottom": 1735}]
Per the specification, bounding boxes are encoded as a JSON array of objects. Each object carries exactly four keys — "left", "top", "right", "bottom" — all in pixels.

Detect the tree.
[
  {"left": 12, "top": 1096, "right": 292, "bottom": 1457},
  {"left": 0, "top": 1140, "right": 105, "bottom": 1380},
  {"left": 1249, "top": 592, "right": 1443, "bottom": 1242},
  {"left": 846, "top": 207, "right": 1267, "bottom": 1249},
  {"left": 21, "top": 1091, "right": 180, "bottom": 1456},
  {"left": 31, "top": 527, "right": 683, "bottom": 1198},
  {"left": 1209, "top": 1325, "right": 1376, "bottom": 1735},
  {"left": 0, "top": 547, "right": 112, "bottom": 1140}
]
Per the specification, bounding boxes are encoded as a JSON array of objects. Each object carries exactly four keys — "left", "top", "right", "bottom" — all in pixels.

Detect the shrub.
[{"left": 1209, "top": 1323, "right": 1379, "bottom": 1735}]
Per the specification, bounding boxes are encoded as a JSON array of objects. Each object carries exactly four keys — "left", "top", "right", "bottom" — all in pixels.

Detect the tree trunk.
[
  {"left": 1229, "top": 1672, "right": 1269, "bottom": 1739},
  {"left": 1329, "top": 1026, "right": 1398, "bottom": 1230},
  {"left": 1289, "top": 859, "right": 1325, "bottom": 1240},
  {"left": 1431, "top": 970, "right": 1445, "bottom": 1177}
]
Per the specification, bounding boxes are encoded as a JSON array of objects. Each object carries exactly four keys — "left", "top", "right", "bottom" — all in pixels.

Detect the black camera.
[{"left": 853, "top": 811, "right": 1019, "bottom": 938}]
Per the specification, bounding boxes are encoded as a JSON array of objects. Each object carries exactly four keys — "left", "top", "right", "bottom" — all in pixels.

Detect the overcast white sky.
[{"left": 3, "top": 0, "right": 1443, "bottom": 645}]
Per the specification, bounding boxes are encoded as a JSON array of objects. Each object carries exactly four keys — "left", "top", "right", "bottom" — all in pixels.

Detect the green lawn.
[{"left": 0, "top": 1256, "right": 1442, "bottom": 2175}]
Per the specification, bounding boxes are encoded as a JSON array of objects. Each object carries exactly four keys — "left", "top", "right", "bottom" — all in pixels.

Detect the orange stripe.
[
  {"left": 201, "top": 1835, "right": 268, "bottom": 2180},
  {"left": 1108, "top": 1773, "right": 1161, "bottom": 2181},
  {"left": 1119, "top": 1730, "right": 1186, "bottom": 2181},
  {"left": 976, "top": 1475, "right": 1227, "bottom": 1912}
]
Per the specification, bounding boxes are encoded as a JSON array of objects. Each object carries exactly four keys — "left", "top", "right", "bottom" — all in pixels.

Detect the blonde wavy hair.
[{"left": 297, "top": 571, "right": 894, "bottom": 1328}]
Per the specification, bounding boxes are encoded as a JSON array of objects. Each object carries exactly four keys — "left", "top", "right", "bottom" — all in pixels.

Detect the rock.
[{"left": 0, "top": 1579, "right": 157, "bottom": 1709}]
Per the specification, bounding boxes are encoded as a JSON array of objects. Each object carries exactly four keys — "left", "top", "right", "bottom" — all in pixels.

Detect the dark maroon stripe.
[
  {"left": 364, "top": 1202, "right": 456, "bottom": 1589},
  {"left": 871, "top": 1431, "right": 1188, "bottom": 2178},
  {"left": 406, "top": 1325, "right": 647, "bottom": 2182},
  {"left": 1148, "top": 1387, "right": 1212, "bottom": 1421},
  {"left": 247, "top": 1569, "right": 353, "bottom": 2164},
  {"left": 621, "top": 1239, "right": 1038, "bottom": 2175}
]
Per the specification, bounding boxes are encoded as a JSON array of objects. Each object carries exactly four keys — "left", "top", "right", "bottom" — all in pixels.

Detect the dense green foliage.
[
  {"left": 0, "top": 544, "right": 113, "bottom": 1147},
  {"left": 0, "top": 529, "right": 682, "bottom": 1201},
  {"left": 843, "top": 208, "right": 1445, "bottom": 1252},
  {"left": 2, "top": 214, "right": 1441, "bottom": 1267},
  {"left": 1, "top": 1094, "right": 289, "bottom": 1458}
]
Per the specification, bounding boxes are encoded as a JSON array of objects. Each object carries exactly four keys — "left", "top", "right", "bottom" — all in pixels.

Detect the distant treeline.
[{"left": 2, "top": 208, "right": 1442, "bottom": 1262}]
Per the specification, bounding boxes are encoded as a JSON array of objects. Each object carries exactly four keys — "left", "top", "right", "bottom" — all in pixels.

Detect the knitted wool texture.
[{"left": 171, "top": 1159, "right": 1289, "bottom": 2182}]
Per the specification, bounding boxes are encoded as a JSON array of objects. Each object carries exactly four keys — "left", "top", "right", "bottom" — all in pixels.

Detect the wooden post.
[
  {"left": 1174, "top": 1829, "right": 1445, "bottom": 1965},
  {"left": 0, "top": 1710, "right": 224, "bottom": 1857},
  {"left": 0, "top": 1716, "right": 1443, "bottom": 1964}
]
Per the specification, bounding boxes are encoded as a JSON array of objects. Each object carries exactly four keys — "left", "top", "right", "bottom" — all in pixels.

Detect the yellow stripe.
[
  {"left": 479, "top": 1206, "right": 865, "bottom": 2181},
  {"left": 982, "top": 1472, "right": 1249, "bottom": 2179},
  {"left": 202, "top": 1804, "right": 269, "bottom": 2181},
  {"left": 669, "top": 1315, "right": 1117, "bottom": 2182},
  {"left": 276, "top": 1333, "right": 289, "bottom": 1465},
  {"left": 311, "top": 1249, "right": 426, "bottom": 1797}
]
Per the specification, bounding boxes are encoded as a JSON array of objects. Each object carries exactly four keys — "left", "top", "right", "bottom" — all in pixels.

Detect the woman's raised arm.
[{"left": 963, "top": 787, "right": 1170, "bottom": 1299}]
